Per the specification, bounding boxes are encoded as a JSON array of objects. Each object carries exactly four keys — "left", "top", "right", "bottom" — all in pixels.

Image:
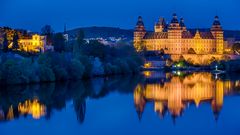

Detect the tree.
[
  {"left": 2, "top": 33, "right": 9, "bottom": 52},
  {"left": 53, "top": 33, "right": 65, "bottom": 52},
  {"left": 12, "top": 32, "right": 19, "bottom": 50},
  {"left": 77, "top": 29, "right": 85, "bottom": 45},
  {"left": 73, "top": 40, "right": 81, "bottom": 58},
  {"left": 232, "top": 43, "right": 240, "bottom": 54},
  {"left": 68, "top": 59, "right": 85, "bottom": 80},
  {"left": 91, "top": 57, "right": 104, "bottom": 76},
  {"left": 41, "top": 25, "right": 54, "bottom": 45}
]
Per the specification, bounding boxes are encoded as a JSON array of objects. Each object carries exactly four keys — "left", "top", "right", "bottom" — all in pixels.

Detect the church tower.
[
  {"left": 211, "top": 16, "right": 224, "bottom": 54},
  {"left": 168, "top": 13, "right": 182, "bottom": 54},
  {"left": 134, "top": 16, "right": 146, "bottom": 52}
]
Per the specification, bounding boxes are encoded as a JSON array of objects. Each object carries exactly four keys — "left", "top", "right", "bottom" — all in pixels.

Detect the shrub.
[
  {"left": 19, "top": 59, "right": 40, "bottom": 83},
  {"left": 1, "top": 59, "right": 29, "bottom": 84},
  {"left": 92, "top": 57, "right": 104, "bottom": 76},
  {"left": 104, "top": 63, "right": 114, "bottom": 75},
  {"left": 68, "top": 59, "right": 85, "bottom": 80},
  {"left": 53, "top": 66, "right": 68, "bottom": 81},
  {"left": 114, "top": 58, "right": 131, "bottom": 74},
  {"left": 39, "top": 65, "right": 55, "bottom": 82},
  {"left": 126, "top": 58, "right": 140, "bottom": 73},
  {"left": 78, "top": 55, "right": 93, "bottom": 78}
]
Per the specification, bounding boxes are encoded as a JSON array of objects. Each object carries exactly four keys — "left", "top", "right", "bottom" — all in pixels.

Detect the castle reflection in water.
[
  {"left": 134, "top": 71, "right": 238, "bottom": 121},
  {"left": 0, "top": 72, "right": 240, "bottom": 123}
]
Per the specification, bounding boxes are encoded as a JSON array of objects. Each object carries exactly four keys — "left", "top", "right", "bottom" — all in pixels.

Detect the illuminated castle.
[{"left": 134, "top": 14, "right": 224, "bottom": 54}]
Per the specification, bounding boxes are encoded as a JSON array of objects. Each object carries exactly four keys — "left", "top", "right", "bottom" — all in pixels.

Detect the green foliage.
[
  {"left": 39, "top": 65, "right": 55, "bottom": 82},
  {"left": 78, "top": 55, "right": 93, "bottom": 78},
  {"left": 113, "top": 58, "right": 131, "bottom": 74},
  {"left": 53, "top": 33, "right": 65, "bottom": 52},
  {"left": 1, "top": 57, "right": 43, "bottom": 86},
  {"left": 126, "top": 58, "right": 140, "bottom": 73},
  {"left": 41, "top": 25, "right": 54, "bottom": 45},
  {"left": 77, "top": 29, "right": 85, "bottom": 45},
  {"left": 232, "top": 43, "right": 240, "bottom": 54},
  {"left": 73, "top": 41, "right": 81, "bottom": 58},
  {"left": 104, "top": 63, "right": 114, "bottom": 75},
  {"left": 80, "top": 40, "right": 107, "bottom": 60},
  {"left": 0, "top": 30, "right": 143, "bottom": 85},
  {"left": 53, "top": 66, "right": 68, "bottom": 81},
  {"left": 2, "top": 33, "right": 9, "bottom": 52},
  {"left": 12, "top": 32, "right": 19, "bottom": 50},
  {"left": 91, "top": 57, "right": 104, "bottom": 76},
  {"left": 68, "top": 59, "right": 85, "bottom": 80}
]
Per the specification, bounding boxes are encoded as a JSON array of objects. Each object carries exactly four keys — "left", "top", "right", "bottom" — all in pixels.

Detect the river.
[{"left": 0, "top": 71, "right": 240, "bottom": 135}]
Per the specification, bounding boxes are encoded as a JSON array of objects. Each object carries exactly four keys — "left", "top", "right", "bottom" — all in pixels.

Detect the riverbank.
[{"left": 143, "top": 59, "right": 240, "bottom": 73}]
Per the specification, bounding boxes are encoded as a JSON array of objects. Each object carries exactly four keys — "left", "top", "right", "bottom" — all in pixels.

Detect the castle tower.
[
  {"left": 134, "top": 16, "right": 146, "bottom": 52},
  {"left": 168, "top": 13, "right": 182, "bottom": 54},
  {"left": 180, "top": 18, "right": 187, "bottom": 31},
  {"left": 155, "top": 18, "right": 166, "bottom": 32},
  {"left": 211, "top": 16, "right": 224, "bottom": 54}
]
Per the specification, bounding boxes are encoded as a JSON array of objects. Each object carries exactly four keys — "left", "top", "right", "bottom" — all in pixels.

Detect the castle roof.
[
  {"left": 180, "top": 18, "right": 186, "bottom": 27},
  {"left": 182, "top": 31, "right": 193, "bottom": 38},
  {"left": 213, "top": 16, "right": 221, "bottom": 26},
  {"left": 182, "top": 30, "right": 214, "bottom": 39},
  {"left": 135, "top": 16, "right": 146, "bottom": 31},
  {"left": 143, "top": 30, "right": 214, "bottom": 39},
  {"left": 143, "top": 32, "right": 168, "bottom": 39},
  {"left": 171, "top": 13, "right": 179, "bottom": 24},
  {"left": 136, "top": 16, "right": 144, "bottom": 26},
  {"left": 198, "top": 31, "right": 215, "bottom": 39}
]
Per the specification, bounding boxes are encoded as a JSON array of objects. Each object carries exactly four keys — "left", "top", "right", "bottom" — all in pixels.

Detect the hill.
[
  {"left": 67, "top": 27, "right": 134, "bottom": 40},
  {"left": 67, "top": 27, "right": 240, "bottom": 41}
]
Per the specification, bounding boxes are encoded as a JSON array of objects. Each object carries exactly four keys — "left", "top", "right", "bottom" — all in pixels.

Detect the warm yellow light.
[
  {"left": 144, "top": 71, "right": 151, "bottom": 77},
  {"left": 18, "top": 99, "right": 46, "bottom": 119},
  {"left": 144, "top": 62, "right": 152, "bottom": 68}
]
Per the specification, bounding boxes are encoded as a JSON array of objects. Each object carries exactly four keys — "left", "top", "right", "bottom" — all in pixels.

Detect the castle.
[{"left": 134, "top": 13, "right": 224, "bottom": 55}]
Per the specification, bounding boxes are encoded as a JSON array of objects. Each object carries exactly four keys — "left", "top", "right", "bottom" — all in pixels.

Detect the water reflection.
[
  {"left": 0, "top": 76, "right": 142, "bottom": 123},
  {"left": 135, "top": 71, "right": 240, "bottom": 122},
  {"left": 18, "top": 99, "right": 46, "bottom": 119},
  {"left": 0, "top": 72, "right": 240, "bottom": 124}
]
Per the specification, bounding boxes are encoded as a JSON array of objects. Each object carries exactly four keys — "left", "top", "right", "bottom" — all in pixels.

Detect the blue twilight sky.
[{"left": 0, "top": 0, "right": 240, "bottom": 32}]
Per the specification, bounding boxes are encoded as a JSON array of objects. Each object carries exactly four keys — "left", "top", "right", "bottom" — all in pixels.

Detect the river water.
[{"left": 0, "top": 71, "right": 240, "bottom": 135}]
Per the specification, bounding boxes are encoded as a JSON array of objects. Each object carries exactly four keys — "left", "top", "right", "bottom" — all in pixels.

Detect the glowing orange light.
[{"left": 18, "top": 99, "right": 46, "bottom": 119}]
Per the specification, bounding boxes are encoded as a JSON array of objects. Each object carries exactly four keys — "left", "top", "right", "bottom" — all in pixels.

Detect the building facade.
[
  {"left": 134, "top": 14, "right": 224, "bottom": 55},
  {"left": 18, "top": 34, "right": 48, "bottom": 53}
]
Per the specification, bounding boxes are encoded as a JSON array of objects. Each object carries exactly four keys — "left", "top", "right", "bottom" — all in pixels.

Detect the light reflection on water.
[{"left": 0, "top": 71, "right": 240, "bottom": 135}]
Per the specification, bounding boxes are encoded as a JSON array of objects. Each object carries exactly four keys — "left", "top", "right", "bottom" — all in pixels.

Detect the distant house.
[{"left": 18, "top": 34, "right": 53, "bottom": 53}]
